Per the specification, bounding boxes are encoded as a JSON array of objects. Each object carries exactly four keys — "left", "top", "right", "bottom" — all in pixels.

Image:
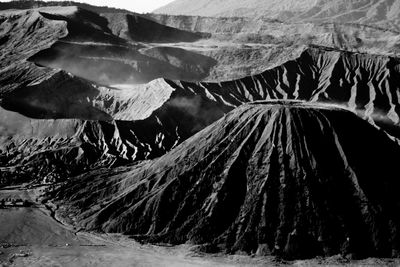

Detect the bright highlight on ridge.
[{"left": 41, "top": 0, "right": 175, "bottom": 13}]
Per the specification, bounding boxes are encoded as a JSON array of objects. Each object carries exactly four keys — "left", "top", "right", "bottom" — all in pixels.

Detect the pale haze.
[{"left": 41, "top": 0, "right": 175, "bottom": 13}]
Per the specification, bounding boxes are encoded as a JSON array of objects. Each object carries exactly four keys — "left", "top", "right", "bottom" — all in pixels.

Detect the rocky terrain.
[
  {"left": 0, "top": 3, "right": 400, "bottom": 187},
  {"left": 0, "top": 6, "right": 230, "bottom": 186},
  {"left": 52, "top": 101, "right": 400, "bottom": 259},
  {"left": 1, "top": 0, "right": 400, "bottom": 264}
]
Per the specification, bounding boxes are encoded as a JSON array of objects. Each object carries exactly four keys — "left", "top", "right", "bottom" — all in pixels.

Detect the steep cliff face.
[
  {"left": 53, "top": 101, "right": 400, "bottom": 259},
  {"left": 166, "top": 46, "right": 400, "bottom": 134}
]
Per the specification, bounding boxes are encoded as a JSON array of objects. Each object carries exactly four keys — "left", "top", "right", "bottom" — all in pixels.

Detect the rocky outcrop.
[{"left": 52, "top": 101, "right": 400, "bottom": 259}]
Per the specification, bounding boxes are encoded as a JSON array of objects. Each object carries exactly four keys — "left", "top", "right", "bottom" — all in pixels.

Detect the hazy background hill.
[{"left": 155, "top": 0, "right": 400, "bottom": 31}]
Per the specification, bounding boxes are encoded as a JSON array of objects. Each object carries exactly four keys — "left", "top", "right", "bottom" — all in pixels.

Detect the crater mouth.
[
  {"left": 248, "top": 99, "right": 305, "bottom": 105},
  {"left": 247, "top": 99, "right": 350, "bottom": 111}
]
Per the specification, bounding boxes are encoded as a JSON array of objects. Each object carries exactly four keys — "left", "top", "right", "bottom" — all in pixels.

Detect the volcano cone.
[{"left": 55, "top": 101, "right": 400, "bottom": 259}]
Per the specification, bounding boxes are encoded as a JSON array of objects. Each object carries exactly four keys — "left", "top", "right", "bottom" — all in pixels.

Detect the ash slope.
[
  {"left": 154, "top": 0, "right": 317, "bottom": 17},
  {"left": 155, "top": 0, "right": 400, "bottom": 31},
  {"left": 53, "top": 102, "right": 400, "bottom": 259}
]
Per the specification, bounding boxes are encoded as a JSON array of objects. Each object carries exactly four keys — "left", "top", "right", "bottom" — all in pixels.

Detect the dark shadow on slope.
[
  {"left": 116, "top": 89, "right": 232, "bottom": 160},
  {"left": 0, "top": 71, "right": 112, "bottom": 121},
  {"left": 39, "top": 11, "right": 124, "bottom": 44},
  {"left": 124, "top": 14, "right": 209, "bottom": 43}
]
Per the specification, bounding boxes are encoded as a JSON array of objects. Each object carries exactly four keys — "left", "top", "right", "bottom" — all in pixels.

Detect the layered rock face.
[{"left": 53, "top": 101, "right": 400, "bottom": 259}]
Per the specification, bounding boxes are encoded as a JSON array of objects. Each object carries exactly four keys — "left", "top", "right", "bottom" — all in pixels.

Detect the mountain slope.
[
  {"left": 0, "top": 0, "right": 134, "bottom": 14},
  {"left": 0, "top": 79, "right": 230, "bottom": 186},
  {"left": 294, "top": 0, "right": 400, "bottom": 30},
  {"left": 165, "top": 46, "right": 400, "bottom": 139},
  {"left": 154, "top": 0, "right": 400, "bottom": 31},
  {"left": 154, "top": 0, "right": 318, "bottom": 17},
  {"left": 0, "top": 6, "right": 220, "bottom": 119},
  {"left": 0, "top": 8, "right": 229, "bottom": 186},
  {"left": 2, "top": 7, "right": 400, "bottom": 185},
  {"left": 102, "top": 13, "right": 209, "bottom": 43},
  {"left": 52, "top": 101, "right": 400, "bottom": 259},
  {"left": 2, "top": 5, "right": 400, "bottom": 188}
]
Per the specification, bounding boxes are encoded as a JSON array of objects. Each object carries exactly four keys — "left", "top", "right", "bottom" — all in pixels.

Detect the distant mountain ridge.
[
  {"left": 155, "top": 0, "right": 318, "bottom": 17},
  {"left": 0, "top": 0, "right": 134, "bottom": 14},
  {"left": 154, "top": 0, "right": 400, "bottom": 31}
]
